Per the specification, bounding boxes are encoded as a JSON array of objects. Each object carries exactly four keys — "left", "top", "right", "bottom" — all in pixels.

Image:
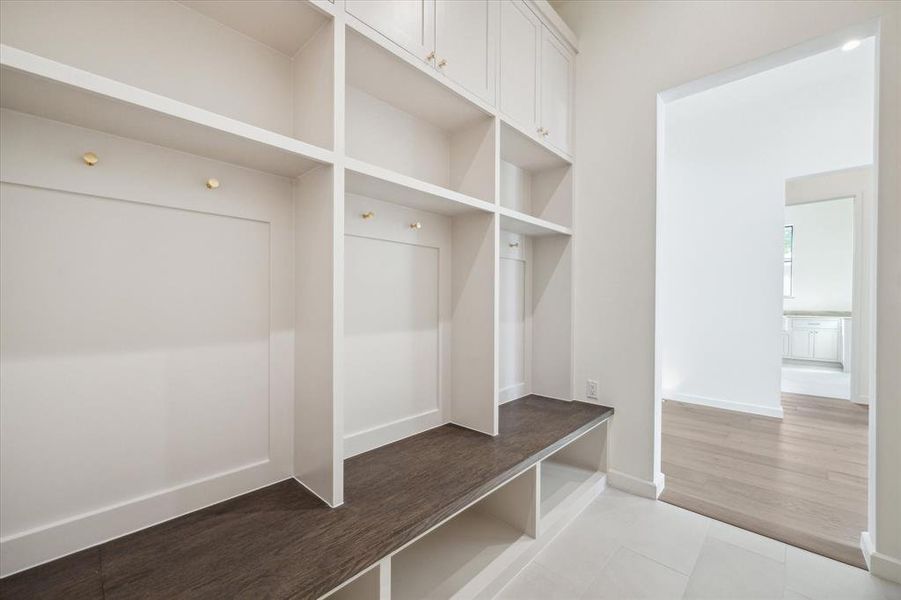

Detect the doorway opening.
[{"left": 654, "top": 30, "right": 877, "bottom": 568}]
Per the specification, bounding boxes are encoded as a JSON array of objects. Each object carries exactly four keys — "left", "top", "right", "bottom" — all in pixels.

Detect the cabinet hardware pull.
[
  {"left": 426, "top": 51, "right": 435, "bottom": 62},
  {"left": 438, "top": 58, "right": 447, "bottom": 68},
  {"left": 206, "top": 178, "right": 220, "bottom": 189},
  {"left": 410, "top": 222, "right": 422, "bottom": 230},
  {"left": 542, "top": 129, "right": 550, "bottom": 137},
  {"left": 362, "top": 211, "right": 375, "bottom": 220},
  {"left": 82, "top": 152, "right": 98, "bottom": 166},
  {"left": 509, "top": 241, "right": 520, "bottom": 248},
  {"left": 537, "top": 127, "right": 545, "bottom": 134}
]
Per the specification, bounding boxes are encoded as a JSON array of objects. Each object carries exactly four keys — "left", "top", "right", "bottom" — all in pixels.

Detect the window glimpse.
[{"left": 784, "top": 225, "right": 793, "bottom": 297}]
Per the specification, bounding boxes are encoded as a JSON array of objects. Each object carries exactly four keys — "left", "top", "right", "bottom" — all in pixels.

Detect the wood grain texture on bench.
[{"left": 0, "top": 396, "right": 612, "bottom": 600}]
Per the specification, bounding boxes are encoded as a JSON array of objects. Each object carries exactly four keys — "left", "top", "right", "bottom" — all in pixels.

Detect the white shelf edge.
[
  {"left": 498, "top": 113, "right": 574, "bottom": 166},
  {"left": 0, "top": 44, "right": 334, "bottom": 172},
  {"left": 345, "top": 157, "right": 496, "bottom": 215},
  {"left": 498, "top": 206, "right": 573, "bottom": 236}
]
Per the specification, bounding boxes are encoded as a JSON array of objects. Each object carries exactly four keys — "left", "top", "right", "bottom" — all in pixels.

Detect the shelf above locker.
[
  {"left": 178, "top": 0, "right": 332, "bottom": 56},
  {"left": 498, "top": 206, "right": 573, "bottom": 236},
  {"left": 0, "top": 45, "right": 333, "bottom": 178},
  {"left": 345, "top": 158, "right": 495, "bottom": 215},
  {"left": 500, "top": 117, "right": 573, "bottom": 170},
  {"left": 346, "top": 24, "right": 493, "bottom": 133}
]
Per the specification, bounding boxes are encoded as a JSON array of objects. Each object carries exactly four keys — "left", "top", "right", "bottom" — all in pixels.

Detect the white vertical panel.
[
  {"left": 451, "top": 212, "right": 498, "bottom": 434},
  {"left": 0, "top": 110, "right": 294, "bottom": 576},
  {"left": 343, "top": 194, "right": 451, "bottom": 456},
  {"left": 532, "top": 235, "right": 572, "bottom": 400},
  {"left": 499, "top": 258, "right": 526, "bottom": 396},
  {"left": 294, "top": 165, "right": 342, "bottom": 506},
  {"left": 0, "top": 185, "right": 270, "bottom": 532},
  {"left": 344, "top": 236, "right": 440, "bottom": 433}
]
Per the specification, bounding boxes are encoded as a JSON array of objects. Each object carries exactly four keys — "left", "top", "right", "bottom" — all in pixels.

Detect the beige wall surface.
[{"left": 555, "top": 0, "right": 900, "bottom": 580}]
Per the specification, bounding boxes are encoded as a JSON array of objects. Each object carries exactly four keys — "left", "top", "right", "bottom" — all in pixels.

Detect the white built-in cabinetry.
[
  {"left": 346, "top": 0, "right": 497, "bottom": 103},
  {"left": 0, "top": 0, "right": 579, "bottom": 581},
  {"left": 783, "top": 317, "right": 843, "bottom": 365},
  {"left": 499, "top": 0, "right": 573, "bottom": 154}
]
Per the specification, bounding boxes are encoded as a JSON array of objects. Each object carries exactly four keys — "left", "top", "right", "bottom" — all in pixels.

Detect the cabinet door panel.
[
  {"left": 346, "top": 0, "right": 434, "bottom": 61},
  {"left": 435, "top": 0, "right": 496, "bottom": 102},
  {"left": 499, "top": 0, "right": 539, "bottom": 132},
  {"left": 540, "top": 28, "right": 572, "bottom": 153},
  {"left": 813, "top": 330, "right": 840, "bottom": 361},
  {"left": 790, "top": 330, "right": 813, "bottom": 358}
]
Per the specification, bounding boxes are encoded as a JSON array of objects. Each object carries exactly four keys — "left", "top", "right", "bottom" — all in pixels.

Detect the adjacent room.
[{"left": 657, "top": 34, "right": 875, "bottom": 568}]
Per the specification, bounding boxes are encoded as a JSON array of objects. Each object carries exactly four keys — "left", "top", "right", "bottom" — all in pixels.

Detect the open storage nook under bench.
[
  {"left": 0, "top": 397, "right": 612, "bottom": 599},
  {"left": 0, "top": 0, "right": 581, "bottom": 591}
]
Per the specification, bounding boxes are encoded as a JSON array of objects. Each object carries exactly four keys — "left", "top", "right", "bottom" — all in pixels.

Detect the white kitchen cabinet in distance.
[{"left": 784, "top": 317, "right": 843, "bottom": 365}]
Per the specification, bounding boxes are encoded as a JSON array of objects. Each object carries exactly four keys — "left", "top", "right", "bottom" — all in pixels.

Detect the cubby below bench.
[{"left": 0, "top": 397, "right": 612, "bottom": 600}]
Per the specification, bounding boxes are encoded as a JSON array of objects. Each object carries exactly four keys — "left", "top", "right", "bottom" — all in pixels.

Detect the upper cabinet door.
[
  {"left": 498, "top": 0, "right": 540, "bottom": 132},
  {"left": 434, "top": 0, "right": 496, "bottom": 103},
  {"left": 540, "top": 28, "right": 573, "bottom": 154},
  {"left": 346, "top": 0, "right": 435, "bottom": 63}
]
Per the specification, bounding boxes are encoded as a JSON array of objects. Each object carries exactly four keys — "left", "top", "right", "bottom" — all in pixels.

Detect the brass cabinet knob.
[
  {"left": 410, "top": 222, "right": 422, "bottom": 230},
  {"left": 206, "top": 178, "right": 220, "bottom": 189},
  {"left": 437, "top": 58, "right": 447, "bottom": 68},
  {"left": 82, "top": 152, "right": 99, "bottom": 166},
  {"left": 362, "top": 211, "right": 375, "bottom": 220},
  {"left": 426, "top": 51, "right": 436, "bottom": 62}
]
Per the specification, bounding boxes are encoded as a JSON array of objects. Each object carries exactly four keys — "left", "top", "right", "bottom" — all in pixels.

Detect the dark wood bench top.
[{"left": 0, "top": 396, "right": 613, "bottom": 599}]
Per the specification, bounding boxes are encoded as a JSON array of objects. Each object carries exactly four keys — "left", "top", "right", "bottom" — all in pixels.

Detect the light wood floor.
[{"left": 660, "top": 393, "right": 869, "bottom": 569}]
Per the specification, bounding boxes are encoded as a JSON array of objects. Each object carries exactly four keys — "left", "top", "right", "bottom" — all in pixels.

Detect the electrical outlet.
[{"left": 586, "top": 379, "right": 599, "bottom": 399}]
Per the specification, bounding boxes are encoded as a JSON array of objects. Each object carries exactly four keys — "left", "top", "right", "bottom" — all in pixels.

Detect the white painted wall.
[
  {"left": 658, "top": 40, "right": 873, "bottom": 417},
  {"left": 784, "top": 198, "right": 854, "bottom": 312},
  {"left": 554, "top": 0, "right": 901, "bottom": 580}
]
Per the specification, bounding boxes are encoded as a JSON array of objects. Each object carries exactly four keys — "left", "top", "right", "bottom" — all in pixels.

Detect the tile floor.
[
  {"left": 497, "top": 488, "right": 900, "bottom": 600},
  {"left": 781, "top": 364, "right": 850, "bottom": 400}
]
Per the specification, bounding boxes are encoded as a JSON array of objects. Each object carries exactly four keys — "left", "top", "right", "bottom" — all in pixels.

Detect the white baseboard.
[
  {"left": 499, "top": 382, "right": 528, "bottom": 404},
  {"left": 343, "top": 409, "right": 444, "bottom": 458},
  {"left": 0, "top": 459, "right": 284, "bottom": 578},
  {"left": 861, "top": 531, "right": 901, "bottom": 584},
  {"left": 607, "top": 469, "right": 665, "bottom": 500},
  {"left": 663, "top": 390, "right": 784, "bottom": 419}
]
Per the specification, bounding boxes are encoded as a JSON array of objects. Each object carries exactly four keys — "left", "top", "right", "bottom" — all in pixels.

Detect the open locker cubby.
[
  {"left": 498, "top": 228, "right": 573, "bottom": 404},
  {"left": 499, "top": 121, "right": 573, "bottom": 230},
  {"left": 390, "top": 465, "right": 538, "bottom": 600},
  {"left": 342, "top": 191, "right": 497, "bottom": 458},
  {"left": 0, "top": 0, "right": 335, "bottom": 175},
  {"left": 323, "top": 562, "right": 386, "bottom": 600},
  {"left": 539, "top": 420, "right": 608, "bottom": 531},
  {"left": 345, "top": 29, "right": 496, "bottom": 206}
]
